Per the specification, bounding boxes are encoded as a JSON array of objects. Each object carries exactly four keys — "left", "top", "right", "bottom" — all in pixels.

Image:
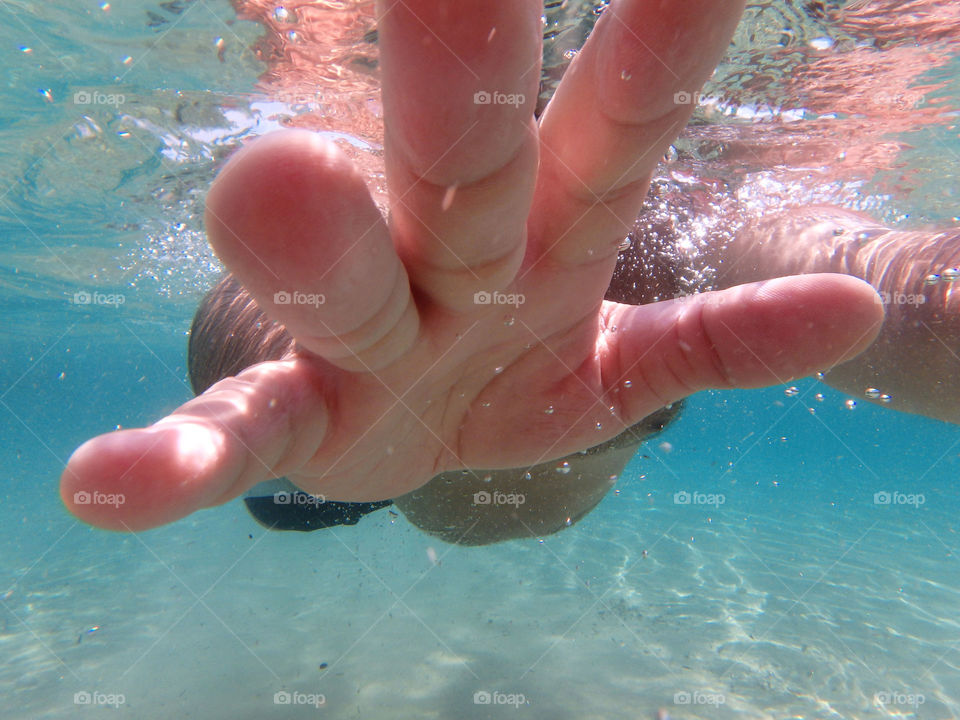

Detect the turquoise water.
[{"left": 3, "top": 1, "right": 960, "bottom": 718}]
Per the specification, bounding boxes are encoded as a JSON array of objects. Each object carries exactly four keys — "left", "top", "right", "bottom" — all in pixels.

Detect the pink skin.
[{"left": 60, "top": 0, "right": 884, "bottom": 531}]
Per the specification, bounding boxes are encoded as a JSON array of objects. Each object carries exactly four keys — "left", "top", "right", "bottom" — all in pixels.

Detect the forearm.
[{"left": 707, "top": 206, "right": 960, "bottom": 423}]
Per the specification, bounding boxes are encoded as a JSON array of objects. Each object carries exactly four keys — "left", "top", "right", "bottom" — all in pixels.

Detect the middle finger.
[{"left": 376, "top": 0, "right": 542, "bottom": 311}]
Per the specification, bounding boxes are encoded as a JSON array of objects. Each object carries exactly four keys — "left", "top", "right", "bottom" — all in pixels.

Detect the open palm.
[{"left": 61, "top": 0, "right": 883, "bottom": 530}]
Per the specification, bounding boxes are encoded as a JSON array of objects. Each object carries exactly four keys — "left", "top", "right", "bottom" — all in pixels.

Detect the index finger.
[{"left": 530, "top": 0, "right": 747, "bottom": 267}]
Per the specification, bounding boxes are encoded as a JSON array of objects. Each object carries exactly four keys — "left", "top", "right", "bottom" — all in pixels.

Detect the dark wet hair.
[{"left": 187, "top": 274, "right": 296, "bottom": 395}]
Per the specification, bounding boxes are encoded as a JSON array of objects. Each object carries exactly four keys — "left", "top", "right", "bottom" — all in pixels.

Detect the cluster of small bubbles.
[
  {"left": 814, "top": 393, "right": 824, "bottom": 402},
  {"left": 942, "top": 268, "right": 959, "bottom": 282},
  {"left": 864, "top": 387, "right": 881, "bottom": 399},
  {"left": 784, "top": 386, "right": 799, "bottom": 397},
  {"left": 623, "top": 380, "right": 632, "bottom": 388},
  {"left": 924, "top": 274, "right": 941, "bottom": 285},
  {"left": 845, "top": 399, "right": 857, "bottom": 410},
  {"left": 544, "top": 405, "right": 555, "bottom": 414},
  {"left": 556, "top": 461, "right": 571, "bottom": 474}
]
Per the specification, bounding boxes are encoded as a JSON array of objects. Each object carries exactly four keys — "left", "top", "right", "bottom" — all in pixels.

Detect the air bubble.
[
  {"left": 620, "top": 69, "right": 632, "bottom": 81},
  {"left": 943, "top": 268, "right": 959, "bottom": 282},
  {"left": 785, "top": 386, "right": 799, "bottom": 397},
  {"left": 544, "top": 405, "right": 554, "bottom": 414},
  {"left": 273, "top": 6, "right": 290, "bottom": 21},
  {"left": 595, "top": 422, "right": 602, "bottom": 430},
  {"left": 815, "top": 372, "right": 825, "bottom": 380},
  {"left": 556, "top": 461, "right": 571, "bottom": 474},
  {"left": 524, "top": 472, "right": 532, "bottom": 480},
  {"left": 504, "top": 316, "right": 515, "bottom": 326},
  {"left": 494, "top": 366, "right": 504, "bottom": 375},
  {"left": 623, "top": 380, "right": 632, "bottom": 388},
  {"left": 865, "top": 387, "right": 881, "bottom": 399},
  {"left": 814, "top": 393, "right": 824, "bottom": 402},
  {"left": 845, "top": 399, "right": 857, "bottom": 410},
  {"left": 618, "top": 236, "right": 632, "bottom": 251},
  {"left": 880, "top": 394, "right": 892, "bottom": 403},
  {"left": 441, "top": 184, "right": 457, "bottom": 211},
  {"left": 482, "top": 474, "right": 492, "bottom": 483},
  {"left": 924, "top": 274, "right": 941, "bottom": 285}
]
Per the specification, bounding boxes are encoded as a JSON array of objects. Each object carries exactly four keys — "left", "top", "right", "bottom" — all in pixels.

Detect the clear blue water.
[{"left": 3, "top": 1, "right": 960, "bottom": 718}]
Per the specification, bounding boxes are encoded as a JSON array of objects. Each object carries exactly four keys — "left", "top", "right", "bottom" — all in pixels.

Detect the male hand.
[{"left": 61, "top": 0, "right": 884, "bottom": 530}]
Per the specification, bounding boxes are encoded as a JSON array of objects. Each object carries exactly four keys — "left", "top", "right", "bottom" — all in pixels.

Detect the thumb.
[{"left": 607, "top": 273, "right": 884, "bottom": 409}]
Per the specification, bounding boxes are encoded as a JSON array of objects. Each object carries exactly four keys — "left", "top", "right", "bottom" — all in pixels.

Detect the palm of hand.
[{"left": 61, "top": 0, "right": 882, "bottom": 530}]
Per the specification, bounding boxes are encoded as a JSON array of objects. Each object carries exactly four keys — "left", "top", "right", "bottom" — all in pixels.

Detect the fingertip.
[
  {"left": 705, "top": 273, "right": 886, "bottom": 384},
  {"left": 60, "top": 425, "right": 230, "bottom": 532}
]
